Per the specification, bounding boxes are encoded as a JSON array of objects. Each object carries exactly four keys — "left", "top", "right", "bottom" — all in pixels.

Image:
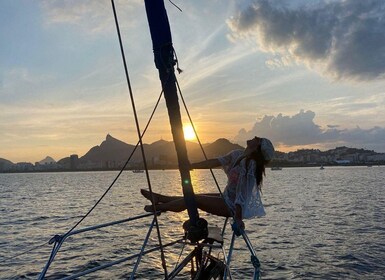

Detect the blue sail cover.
[
  {"left": 144, "top": 0, "right": 172, "bottom": 50},
  {"left": 144, "top": 1, "right": 208, "bottom": 240}
]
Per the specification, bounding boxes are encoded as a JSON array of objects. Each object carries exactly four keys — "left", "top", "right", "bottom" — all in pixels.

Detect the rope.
[
  {"left": 5, "top": 42, "right": 165, "bottom": 269},
  {"left": 3, "top": 3, "right": 168, "bottom": 267},
  {"left": 111, "top": 0, "right": 168, "bottom": 277},
  {"left": 168, "top": 0, "right": 182, "bottom": 12},
  {"left": 64, "top": 88, "right": 163, "bottom": 237},
  {"left": 38, "top": 88, "right": 165, "bottom": 274},
  {"left": 175, "top": 78, "right": 227, "bottom": 205},
  {"left": 175, "top": 76, "right": 262, "bottom": 270},
  {"left": 173, "top": 236, "right": 188, "bottom": 271}
]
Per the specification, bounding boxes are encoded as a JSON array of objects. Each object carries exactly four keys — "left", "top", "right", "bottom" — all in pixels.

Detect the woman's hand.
[
  {"left": 235, "top": 218, "right": 245, "bottom": 230},
  {"left": 233, "top": 204, "right": 245, "bottom": 235},
  {"left": 232, "top": 218, "right": 245, "bottom": 236}
]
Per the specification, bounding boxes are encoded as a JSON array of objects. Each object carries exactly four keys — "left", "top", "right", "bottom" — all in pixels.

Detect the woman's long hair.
[{"left": 246, "top": 146, "right": 268, "bottom": 190}]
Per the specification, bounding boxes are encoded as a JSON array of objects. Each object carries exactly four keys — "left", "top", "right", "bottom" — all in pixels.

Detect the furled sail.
[{"left": 144, "top": 0, "right": 207, "bottom": 242}]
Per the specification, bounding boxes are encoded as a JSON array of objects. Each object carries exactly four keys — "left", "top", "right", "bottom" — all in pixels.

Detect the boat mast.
[{"left": 144, "top": 0, "right": 207, "bottom": 241}]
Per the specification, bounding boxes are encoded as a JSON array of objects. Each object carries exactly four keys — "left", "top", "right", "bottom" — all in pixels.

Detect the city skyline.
[{"left": 1, "top": 0, "right": 385, "bottom": 163}]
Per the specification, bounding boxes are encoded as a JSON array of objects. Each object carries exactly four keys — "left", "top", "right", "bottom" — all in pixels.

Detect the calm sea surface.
[{"left": 0, "top": 167, "right": 384, "bottom": 279}]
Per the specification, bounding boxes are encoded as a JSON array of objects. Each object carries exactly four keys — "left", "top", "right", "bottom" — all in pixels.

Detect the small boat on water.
[
  {"left": 132, "top": 169, "right": 144, "bottom": 173},
  {"left": 271, "top": 166, "right": 282, "bottom": 170}
]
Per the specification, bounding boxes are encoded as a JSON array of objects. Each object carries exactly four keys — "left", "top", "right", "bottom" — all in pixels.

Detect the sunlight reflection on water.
[{"left": 0, "top": 167, "right": 384, "bottom": 279}]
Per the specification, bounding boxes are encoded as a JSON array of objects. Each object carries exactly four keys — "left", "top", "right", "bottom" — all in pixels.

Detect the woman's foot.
[
  {"left": 141, "top": 189, "right": 180, "bottom": 204},
  {"left": 144, "top": 205, "right": 154, "bottom": 212},
  {"left": 144, "top": 204, "right": 164, "bottom": 214},
  {"left": 141, "top": 189, "right": 159, "bottom": 204}
]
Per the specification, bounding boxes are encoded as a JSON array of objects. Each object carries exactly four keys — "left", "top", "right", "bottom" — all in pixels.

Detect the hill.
[
  {"left": 201, "top": 138, "right": 243, "bottom": 158},
  {"left": 4, "top": 134, "right": 383, "bottom": 172},
  {"left": 0, "top": 158, "right": 14, "bottom": 170},
  {"left": 81, "top": 134, "right": 138, "bottom": 162},
  {"left": 75, "top": 134, "right": 243, "bottom": 169},
  {"left": 39, "top": 156, "right": 56, "bottom": 164}
]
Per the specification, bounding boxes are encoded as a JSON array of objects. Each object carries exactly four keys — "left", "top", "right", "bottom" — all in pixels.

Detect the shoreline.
[{"left": 1, "top": 163, "right": 384, "bottom": 174}]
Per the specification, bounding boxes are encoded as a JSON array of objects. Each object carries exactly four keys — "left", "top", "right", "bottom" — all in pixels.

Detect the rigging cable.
[
  {"left": 33, "top": 89, "right": 164, "bottom": 271},
  {"left": 111, "top": 0, "right": 168, "bottom": 277},
  {"left": 5, "top": 54, "right": 165, "bottom": 267},
  {"left": 175, "top": 75, "right": 262, "bottom": 279},
  {"left": 1, "top": 30, "right": 168, "bottom": 271},
  {"left": 175, "top": 78, "right": 226, "bottom": 204},
  {"left": 64, "top": 89, "right": 163, "bottom": 236},
  {"left": 12, "top": 0, "right": 180, "bottom": 271},
  {"left": 168, "top": 0, "right": 182, "bottom": 12}
]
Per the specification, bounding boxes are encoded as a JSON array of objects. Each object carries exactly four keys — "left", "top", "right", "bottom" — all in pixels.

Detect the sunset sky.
[{"left": 1, "top": 0, "right": 385, "bottom": 163}]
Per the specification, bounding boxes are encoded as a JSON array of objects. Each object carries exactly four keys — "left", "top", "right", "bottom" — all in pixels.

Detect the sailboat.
[{"left": 38, "top": 1, "right": 262, "bottom": 279}]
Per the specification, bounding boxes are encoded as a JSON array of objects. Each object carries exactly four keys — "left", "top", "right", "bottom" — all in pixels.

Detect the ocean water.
[{"left": 0, "top": 167, "right": 384, "bottom": 279}]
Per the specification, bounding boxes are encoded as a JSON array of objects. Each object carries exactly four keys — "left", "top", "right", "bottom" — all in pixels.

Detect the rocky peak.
[{"left": 39, "top": 156, "right": 56, "bottom": 164}]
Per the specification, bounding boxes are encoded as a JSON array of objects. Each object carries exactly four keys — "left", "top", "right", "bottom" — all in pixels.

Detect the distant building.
[
  {"left": 367, "top": 154, "right": 385, "bottom": 162},
  {"left": 335, "top": 159, "right": 351, "bottom": 164},
  {"left": 15, "top": 162, "right": 34, "bottom": 172},
  {"left": 70, "top": 154, "right": 79, "bottom": 170}
]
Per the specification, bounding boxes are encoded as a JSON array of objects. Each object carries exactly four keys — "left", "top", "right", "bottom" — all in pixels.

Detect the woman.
[{"left": 141, "top": 136, "right": 274, "bottom": 227}]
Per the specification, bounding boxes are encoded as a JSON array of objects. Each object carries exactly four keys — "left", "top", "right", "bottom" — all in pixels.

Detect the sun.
[{"left": 183, "top": 124, "right": 197, "bottom": 141}]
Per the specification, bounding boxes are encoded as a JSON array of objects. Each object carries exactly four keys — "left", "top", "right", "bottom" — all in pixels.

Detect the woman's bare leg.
[
  {"left": 141, "top": 189, "right": 180, "bottom": 204},
  {"left": 141, "top": 189, "right": 220, "bottom": 204},
  {"left": 144, "top": 195, "right": 232, "bottom": 217}
]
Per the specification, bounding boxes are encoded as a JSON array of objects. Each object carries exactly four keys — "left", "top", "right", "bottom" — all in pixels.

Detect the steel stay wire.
[
  {"left": 3, "top": 46, "right": 167, "bottom": 273},
  {"left": 40, "top": 0, "right": 174, "bottom": 277},
  {"left": 36, "top": 92, "right": 165, "bottom": 277},
  {"left": 12, "top": 0, "right": 178, "bottom": 271},
  {"left": 0, "top": 86, "right": 163, "bottom": 266},
  {"left": 111, "top": 0, "right": 168, "bottom": 277},
  {"left": 5, "top": 5, "right": 258, "bottom": 279},
  {"left": 175, "top": 77, "right": 226, "bottom": 209},
  {"left": 63, "top": 90, "right": 164, "bottom": 238},
  {"left": 175, "top": 76, "right": 261, "bottom": 278}
]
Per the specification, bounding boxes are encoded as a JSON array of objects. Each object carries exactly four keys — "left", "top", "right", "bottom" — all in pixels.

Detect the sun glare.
[{"left": 183, "top": 124, "right": 196, "bottom": 141}]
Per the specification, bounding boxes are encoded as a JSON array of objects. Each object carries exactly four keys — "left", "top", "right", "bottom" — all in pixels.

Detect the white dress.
[{"left": 218, "top": 149, "right": 266, "bottom": 219}]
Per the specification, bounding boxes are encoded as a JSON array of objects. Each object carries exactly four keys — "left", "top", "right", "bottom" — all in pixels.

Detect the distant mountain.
[
  {"left": 0, "top": 158, "right": 13, "bottom": 170},
  {"left": 57, "top": 157, "right": 70, "bottom": 166},
  {"left": 2, "top": 135, "right": 384, "bottom": 172},
  {"left": 81, "top": 134, "right": 138, "bottom": 162},
  {"left": 144, "top": 139, "right": 179, "bottom": 163},
  {"left": 0, "top": 158, "right": 13, "bottom": 164},
  {"left": 202, "top": 138, "right": 243, "bottom": 158},
  {"left": 39, "top": 156, "right": 56, "bottom": 164},
  {"left": 0, "top": 137, "right": 255, "bottom": 170},
  {"left": 187, "top": 138, "right": 243, "bottom": 161},
  {"left": 77, "top": 134, "right": 243, "bottom": 166}
]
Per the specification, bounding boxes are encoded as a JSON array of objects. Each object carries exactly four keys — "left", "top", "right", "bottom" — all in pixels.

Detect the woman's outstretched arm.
[{"left": 190, "top": 158, "right": 221, "bottom": 169}]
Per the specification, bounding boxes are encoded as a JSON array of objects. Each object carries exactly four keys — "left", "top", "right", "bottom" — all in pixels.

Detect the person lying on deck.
[{"left": 141, "top": 136, "right": 274, "bottom": 229}]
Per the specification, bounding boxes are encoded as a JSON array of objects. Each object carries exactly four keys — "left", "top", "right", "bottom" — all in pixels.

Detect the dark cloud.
[
  {"left": 234, "top": 110, "right": 385, "bottom": 152},
  {"left": 228, "top": 0, "right": 385, "bottom": 81}
]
